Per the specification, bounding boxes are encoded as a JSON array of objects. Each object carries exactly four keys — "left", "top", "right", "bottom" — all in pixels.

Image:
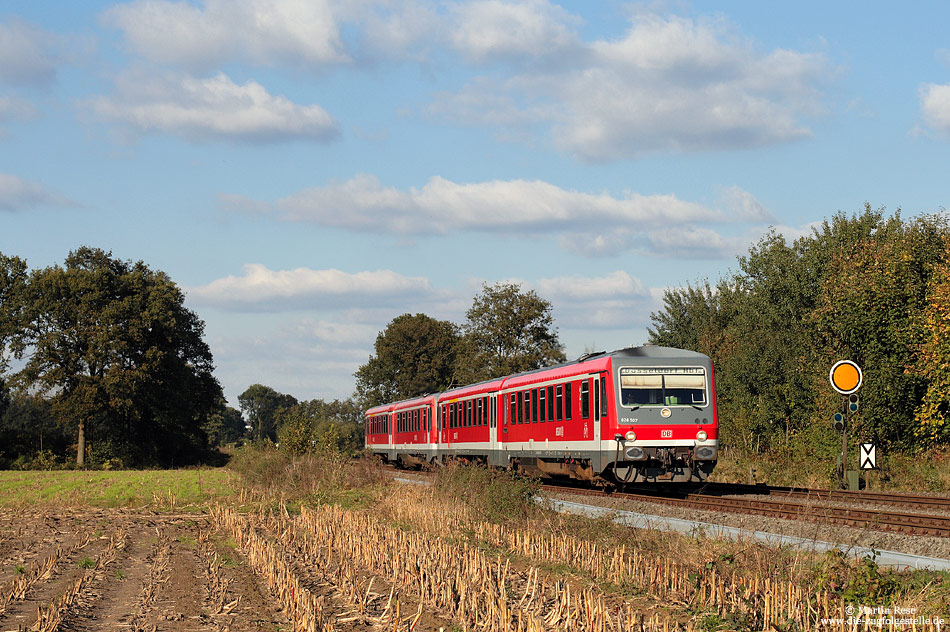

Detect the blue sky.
[{"left": 2, "top": 1, "right": 949, "bottom": 405}]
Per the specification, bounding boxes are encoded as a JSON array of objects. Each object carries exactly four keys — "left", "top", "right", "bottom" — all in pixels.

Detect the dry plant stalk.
[
  {"left": 0, "top": 529, "right": 92, "bottom": 617},
  {"left": 30, "top": 529, "right": 126, "bottom": 632}
]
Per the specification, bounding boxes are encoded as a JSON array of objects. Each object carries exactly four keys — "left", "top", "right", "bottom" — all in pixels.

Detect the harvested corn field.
[{"left": 1, "top": 457, "right": 947, "bottom": 631}]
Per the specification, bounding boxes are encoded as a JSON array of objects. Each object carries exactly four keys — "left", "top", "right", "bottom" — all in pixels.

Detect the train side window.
[
  {"left": 547, "top": 385, "right": 554, "bottom": 420},
  {"left": 468, "top": 399, "right": 474, "bottom": 427},
  {"left": 565, "top": 382, "right": 572, "bottom": 421},
  {"left": 582, "top": 379, "right": 590, "bottom": 419},
  {"left": 524, "top": 390, "right": 532, "bottom": 423},
  {"left": 556, "top": 385, "right": 564, "bottom": 421},
  {"left": 601, "top": 378, "right": 608, "bottom": 418},
  {"left": 517, "top": 391, "right": 524, "bottom": 424},
  {"left": 538, "top": 388, "right": 546, "bottom": 422},
  {"left": 509, "top": 394, "right": 516, "bottom": 425}
]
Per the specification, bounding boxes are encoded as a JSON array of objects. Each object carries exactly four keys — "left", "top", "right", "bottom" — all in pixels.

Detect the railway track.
[
  {"left": 688, "top": 482, "right": 950, "bottom": 512},
  {"left": 382, "top": 465, "right": 950, "bottom": 537},
  {"left": 542, "top": 484, "right": 950, "bottom": 538}
]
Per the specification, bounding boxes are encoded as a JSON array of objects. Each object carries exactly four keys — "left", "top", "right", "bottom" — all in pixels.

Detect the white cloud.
[
  {"left": 449, "top": 0, "right": 580, "bottom": 63},
  {"left": 433, "top": 10, "right": 828, "bottom": 161},
  {"left": 226, "top": 173, "right": 724, "bottom": 235},
  {"left": 103, "top": 0, "right": 349, "bottom": 70},
  {"left": 0, "top": 19, "right": 58, "bottom": 86},
  {"left": 0, "top": 174, "right": 75, "bottom": 212},
  {"left": 89, "top": 71, "right": 339, "bottom": 142},
  {"left": 920, "top": 83, "right": 950, "bottom": 136},
  {"left": 537, "top": 271, "right": 647, "bottom": 301},
  {"left": 187, "top": 264, "right": 434, "bottom": 310},
  {"left": 646, "top": 226, "right": 748, "bottom": 259},
  {"left": 531, "top": 271, "right": 662, "bottom": 330},
  {"left": 718, "top": 185, "right": 772, "bottom": 222}
]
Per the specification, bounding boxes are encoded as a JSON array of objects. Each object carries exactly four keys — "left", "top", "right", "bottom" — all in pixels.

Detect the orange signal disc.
[{"left": 830, "top": 360, "right": 862, "bottom": 394}]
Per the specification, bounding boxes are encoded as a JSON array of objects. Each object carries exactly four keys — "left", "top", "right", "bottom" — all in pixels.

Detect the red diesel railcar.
[{"left": 364, "top": 345, "right": 718, "bottom": 483}]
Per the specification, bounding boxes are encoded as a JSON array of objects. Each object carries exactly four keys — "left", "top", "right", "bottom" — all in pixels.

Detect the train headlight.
[
  {"left": 696, "top": 430, "right": 708, "bottom": 442},
  {"left": 625, "top": 431, "right": 637, "bottom": 441}
]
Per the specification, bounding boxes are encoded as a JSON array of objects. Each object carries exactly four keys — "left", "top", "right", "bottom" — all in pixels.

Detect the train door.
[
  {"left": 488, "top": 394, "right": 499, "bottom": 461},
  {"left": 593, "top": 373, "right": 608, "bottom": 443}
]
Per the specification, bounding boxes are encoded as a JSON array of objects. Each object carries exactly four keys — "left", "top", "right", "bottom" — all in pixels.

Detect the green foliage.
[
  {"left": 227, "top": 443, "right": 385, "bottom": 507},
  {"left": 275, "top": 399, "right": 363, "bottom": 456},
  {"left": 913, "top": 238, "right": 950, "bottom": 443},
  {"left": 238, "top": 384, "right": 297, "bottom": 443},
  {"left": 0, "top": 252, "right": 28, "bottom": 375},
  {"left": 354, "top": 313, "right": 460, "bottom": 408},
  {"left": 0, "top": 391, "right": 69, "bottom": 469},
  {"left": 8, "top": 247, "right": 223, "bottom": 466},
  {"left": 202, "top": 404, "right": 247, "bottom": 447},
  {"left": 842, "top": 556, "right": 901, "bottom": 605},
  {"left": 457, "top": 282, "right": 565, "bottom": 383},
  {"left": 434, "top": 462, "right": 541, "bottom": 523},
  {"left": 650, "top": 206, "right": 950, "bottom": 452}
]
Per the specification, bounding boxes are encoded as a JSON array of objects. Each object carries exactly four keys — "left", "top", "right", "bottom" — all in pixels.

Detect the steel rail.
[
  {"left": 689, "top": 482, "right": 950, "bottom": 512},
  {"left": 540, "top": 484, "right": 950, "bottom": 537}
]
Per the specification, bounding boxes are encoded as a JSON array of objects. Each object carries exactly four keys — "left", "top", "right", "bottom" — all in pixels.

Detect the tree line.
[
  {"left": 648, "top": 205, "right": 950, "bottom": 455},
  {"left": 7, "top": 207, "right": 941, "bottom": 469},
  {"left": 234, "top": 282, "right": 566, "bottom": 458},
  {"left": 0, "top": 247, "right": 564, "bottom": 467}
]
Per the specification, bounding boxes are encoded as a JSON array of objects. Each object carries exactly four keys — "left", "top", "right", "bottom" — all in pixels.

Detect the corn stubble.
[{"left": 212, "top": 475, "right": 946, "bottom": 632}]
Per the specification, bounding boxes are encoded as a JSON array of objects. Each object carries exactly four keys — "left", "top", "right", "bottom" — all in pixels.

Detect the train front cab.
[{"left": 606, "top": 348, "right": 718, "bottom": 483}]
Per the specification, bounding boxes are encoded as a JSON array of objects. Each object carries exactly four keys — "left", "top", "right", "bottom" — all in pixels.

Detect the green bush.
[{"left": 434, "top": 462, "right": 540, "bottom": 523}]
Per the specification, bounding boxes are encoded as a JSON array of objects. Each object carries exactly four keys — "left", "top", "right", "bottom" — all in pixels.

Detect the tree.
[
  {"left": 13, "top": 247, "right": 222, "bottom": 466},
  {"left": 202, "top": 404, "right": 246, "bottom": 447},
  {"left": 648, "top": 205, "right": 950, "bottom": 453},
  {"left": 812, "top": 215, "right": 949, "bottom": 447},
  {"left": 457, "top": 283, "right": 565, "bottom": 383},
  {"left": 354, "top": 314, "right": 460, "bottom": 408},
  {"left": 0, "top": 253, "right": 28, "bottom": 375},
  {"left": 238, "top": 384, "right": 297, "bottom": 442},
  {"left": 276, "top": 399, "right": 363, "bottom": 456},
  {"left": 913, "top": 238, "right": 950, "bottom": 443}
]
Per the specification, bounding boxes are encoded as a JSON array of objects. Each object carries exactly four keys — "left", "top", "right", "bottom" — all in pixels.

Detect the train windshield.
[{"left": 619, "top": 367, "right": 707, "bottom": 407}]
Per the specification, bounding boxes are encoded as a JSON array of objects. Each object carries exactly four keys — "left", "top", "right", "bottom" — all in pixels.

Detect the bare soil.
[{"left": 0, "top": 508, "right": 460, "bottom": 632}]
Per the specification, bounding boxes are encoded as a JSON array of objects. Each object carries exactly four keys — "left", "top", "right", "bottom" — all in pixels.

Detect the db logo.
[{"left": 661, "top": 429, "right": 673, "bottom": 438}]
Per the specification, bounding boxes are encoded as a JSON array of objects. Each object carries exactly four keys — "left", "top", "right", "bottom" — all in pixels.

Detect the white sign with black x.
[{"left": 859, "top": 443, "right": 877, "bottom": 470}]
